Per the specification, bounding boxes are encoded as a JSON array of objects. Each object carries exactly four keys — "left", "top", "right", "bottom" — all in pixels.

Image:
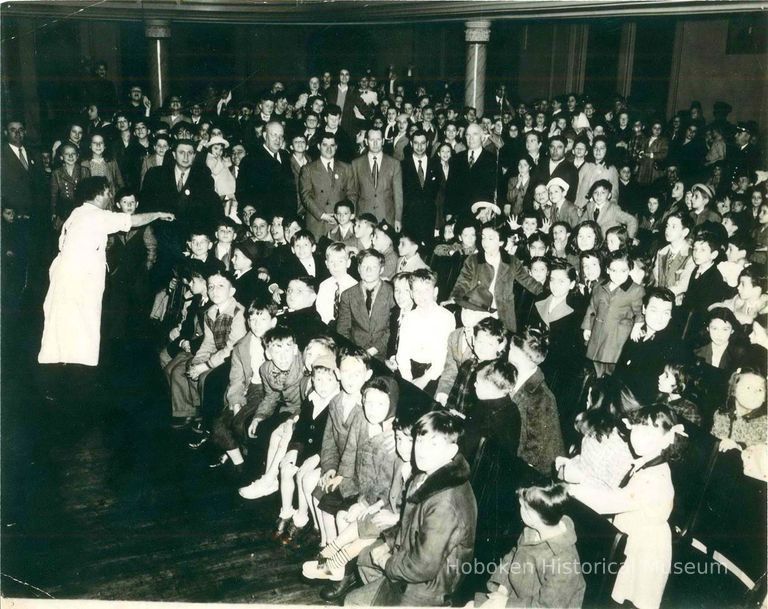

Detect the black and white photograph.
[{"left": 1, "top": 1, "right": 766, "bottom": 608}]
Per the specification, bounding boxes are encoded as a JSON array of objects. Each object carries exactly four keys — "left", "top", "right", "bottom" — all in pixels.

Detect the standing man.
[
  {"left": 236, "top": 121, "right": 296, "bottom": 219},
  {"left": 446, "top": 123, "right": 498, "bottom": 219},
  {"left": 351, "top": 128, "right": 403, "bottom": 229},
  {"left": 299, "top": 131, "right": 357, "bottom": 239},
  {"left": 401, "top": 129, "right": 440, "bottom": 247},
  {"left": 533, "top": 134, "right": 579, "bottom": 199},
  {"left": 1, "top": 119, "right": 46, "bottom": 222}
]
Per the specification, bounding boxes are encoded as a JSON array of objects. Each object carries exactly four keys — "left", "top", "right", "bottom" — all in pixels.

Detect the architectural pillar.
[
  {"left": 144, "top": 20, "right": 170, "bottom": 109},
  {"left": 616, "top": 22, "right": 637, "bottom": 99},
  {"left": 464, "top": 20, "right": 491, "bottom": 117},
  {"left": 566, "top": 24, "right": 589, "bottom": 94}
]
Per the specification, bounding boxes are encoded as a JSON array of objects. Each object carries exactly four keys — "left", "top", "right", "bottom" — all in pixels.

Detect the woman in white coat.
[{"left": 38, "top": 177, "right": 174, "bottom": 367}]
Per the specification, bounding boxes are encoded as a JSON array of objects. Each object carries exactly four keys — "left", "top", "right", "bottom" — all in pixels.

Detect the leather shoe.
[
  {"left": 188, "top": 434, "right": 209, "bottom": 450},
  {"left": 319, "top": 572, "right": 359, "bottom": 603},
  {"left": 271, "top": 516, "right": 292, "bottom": 542},
  {"left": 208, "top": 454, "right": 228, "bottom": 468}
]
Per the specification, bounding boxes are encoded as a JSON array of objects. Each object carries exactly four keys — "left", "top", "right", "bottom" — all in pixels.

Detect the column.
[
  {"left": 616, "top": 22, "right": 637, "bottom": 99},
  {"left": 145, "top": 19, "right": 170, "bottom": 108},
  {"left": 17, "top": 18, "right": 42, "bottom": 141},
  {"left": 464, "top": 20, "right": 491, "bottom": 117}
]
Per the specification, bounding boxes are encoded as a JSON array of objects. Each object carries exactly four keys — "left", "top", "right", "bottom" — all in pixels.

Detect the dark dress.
[{"left": 288, "top": 395, "right": 332, "bottom": 466}]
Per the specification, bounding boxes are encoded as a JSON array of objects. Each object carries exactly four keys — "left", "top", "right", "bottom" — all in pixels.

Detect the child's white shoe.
[
  {"left": 302, "top": 560, "right": 344, "bottom": 581},
  {"left": 238, "top": 477, "right": 278, "bottom": 500}
]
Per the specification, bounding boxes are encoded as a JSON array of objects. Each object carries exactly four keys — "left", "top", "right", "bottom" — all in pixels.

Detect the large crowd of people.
[{"left": 2, "top": 63, "right": 767, "bottom": 608}]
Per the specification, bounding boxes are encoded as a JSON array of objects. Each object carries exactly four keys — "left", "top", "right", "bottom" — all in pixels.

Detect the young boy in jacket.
[{"left": 344, "top": 410, "right": 477, "bottom": 607}]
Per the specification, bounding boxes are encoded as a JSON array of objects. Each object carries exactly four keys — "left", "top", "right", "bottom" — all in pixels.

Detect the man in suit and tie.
[
  {"left": 235, "top": 121, "right": 296, "bottom": 219},
  {"left": 1, "top": 119, "right": 46, "bottom": 221},
  {"left": 532, "top": 134, "right": 579, "bottom": 198},
  {"left": 322, "top": 104, "right": 356, "bottom": 163},
  {"left": 401, "top": 129, "right": 440, "bottom": 247},
  {"left": 299, "top": 132, "right": 357, "bottom": 239},
  {"left": 140, "top": 138, "right": 221, "bottom": 282},
  {"left": 336, "top": 248, "right": 395, "bottom": 358},
  {"left": 445, "top": 123, "right": 498, "bottom": 219},
  {"left": 351, "top": 128, "right": 403, "bottom": 230}
]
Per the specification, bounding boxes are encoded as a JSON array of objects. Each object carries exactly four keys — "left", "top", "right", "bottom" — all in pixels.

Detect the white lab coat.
[{"left": 38, "top": 203, "right": 132, "bottom": 366}]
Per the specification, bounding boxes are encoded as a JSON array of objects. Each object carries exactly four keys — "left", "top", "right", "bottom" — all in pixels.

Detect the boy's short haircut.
[
  {"left": 208, "top": 269, "right": 237, "bottom": 288},
  {"left": 473, "top": 316, "right": 508, "bottom": 342},
  {"left": 306, "top": 334, "right": 338, "bottom": 356},
  {"left": 392, "top": 271, "right": 412, "bottom": 285},
  {"left": 188, "top": 226, "right": 212, "bottom": 241},
  {"left": 114, "top": 186, "right": 137, "bottom": 203},
  {"left": 693, "top": 230, "right": 725, "bottom": 255},
  {"left": 606, "top": 248, "right": 634, "bottom": 270},
  {"left": 325, "top": 103, "right": 342, "bottom": 117},
  {"left": 527, "top": 231, "right": 551, "bottom": 248},
  {"left": 179, "top": 258, "right": 210, "bottom": 283},
  {"left": 247, "top": 296, "right": 280, "bottom": 318},
  {"left": 551, "top": 220, "right": 571, "bottom": 235},
  {"left": 291, "top": 229, "right": 316, "bottom": 247},
  {"left": 263, "top": 325, "right": 297, "bottom": 347},
  {"left": 643, "top": 286, "right": 675, "bottom": 307},
  {"left": 548, "top": 258, "right": 578, "bottom": 282},
  {"left": 399, "top": 228, "right": 422, "bottom": 249},
  {"left": 739, "top": 265, "right": 768, "bottom": 292},
  {"left": 579, "top": 248, "right": 603, "bottom": 265},
  {"left": 476, "top": 359, "right": 517, "bottom": 392},
  {"left": 393, "top": 400, "right": 431, "bottom": 433},
  {"left": 357, "top": 248, "right": 385, "bottom": 267},
  {"left": 408, "top": 267, "right": 437, "bottom": 288},
  {"left": 325, "top": 242, "right": 348, "bottom": 258},
  {"left": 663, "top": 210, "right": 694, "bottom": 234},
  {"left": 511, "top": 327, "right": 549, "bottom": 364},
  {"left": 338, "top": 344, "right": 372, "bottom": 369},
  {"left": 413, "top": 410, "right": 464, "bottom": 444},
  {"left": 517, "top": 483, "right": 569, "bottom": 526},
  {"left": 334, "top": 200, "right": 355, "bottom": 214},
  {"left": 356, "top": 213, "right": 378, "bottom": 228},
  {"left": 588, "top": 178, "right": 614, "bottom": 198},
  {"left": 216, "top": 216, "right": 238, "bottom": 231},
  {"left": 728, "top": 232, "right": 755, "bottom": 254},
  {"left": 519, "top": 209, "right": 541, "bottom": 224},
  {"left": 291, "top": 275, "right": 318, "bottom": 294}
]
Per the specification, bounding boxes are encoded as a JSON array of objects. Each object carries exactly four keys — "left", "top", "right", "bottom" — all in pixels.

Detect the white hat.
[
  {"left": 205, "top": 135, "right": 230, "bottom": 149},
  {"left": 547, "top": 177, "right": 569, "bottom": 194},
  {"left": 471, "top": 201, "right": 502, "bottom": 216}
]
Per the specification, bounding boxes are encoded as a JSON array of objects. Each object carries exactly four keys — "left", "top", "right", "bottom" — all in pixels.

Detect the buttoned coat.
[
  {"left": 336, "top": 281, "right": 395, "bottom": 356},
  {"left": 351, "top": 153, "right": 403, "bottom": 225},
  {"left": 582, "top": 278, "right": 645, "bottom": 363},
  {"left": 299, "top": 158, "right": 356, "bottom": 238}
]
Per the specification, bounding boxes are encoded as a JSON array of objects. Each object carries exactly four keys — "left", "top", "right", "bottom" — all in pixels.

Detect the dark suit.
[
  {"left": 532, "top": 158, "right": 579, "bottom": 202},
  {"left": 326, "top": 85, "right": 367, "bottom": 136},
  {"left": 299, "top": 159, "right": 356, "bottom": 238},
  {"left": 140, "top": 163, "right": 220, "bottom": 281},
  {"left": 273, "top": 252, "right": 329, "bottom": 290},
  {"left": 401, "top": 154, "right": 440, "bottom": 246},
  {"left": 236, "top": 145, "right": 297, "bottom": 218},
  {"left": 445, "top": 148, "right": 498, "bottom": 218},
  {"left": 336, "top": 281, "right": 395, "bottom": 356},
  {"left": 1, "top": 143, "right": 46, "bottom": 218},
  {"left": 351, "top": 153, "right": 403, "bottom": 225}
]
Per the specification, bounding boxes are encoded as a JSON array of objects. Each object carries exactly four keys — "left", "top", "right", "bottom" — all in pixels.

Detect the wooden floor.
[{"left": 0, "top": 304, "right": 325, "bottom": 604}]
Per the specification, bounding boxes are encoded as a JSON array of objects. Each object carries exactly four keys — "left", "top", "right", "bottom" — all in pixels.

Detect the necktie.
[
  {"left": 18, "top": 148, "right": 29, "bottom": 170},
  {"left": 177, "top": 170, "right": 186, "bottom": 192},
  {"left": 274, "top": 152, "right": 281, "bottom": 164},
  {"left": 326, "top": 162, "right": 333, "bottom": 175},
  {"left": 469, "top": 150, "right": 475, "bottom": 167},
  {"left": 365, "top": 288, "right": 374, "bottom": 314},
  {"left": 371, "top": 156, "right": 379, "bottom": 189},
  {"left": 333, "top": 281, "right": 341, "bottom": 320},
  {"left": 593, "top": 206, "right": 600, "bottom": 221},
  {"left": 417, "top": 159, "right": 425, "bottom": 187}
]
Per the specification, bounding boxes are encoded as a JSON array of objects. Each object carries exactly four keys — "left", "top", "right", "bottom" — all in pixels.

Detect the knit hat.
[{"left": 547, "top": 177, "right": 569, "bottom": 194}]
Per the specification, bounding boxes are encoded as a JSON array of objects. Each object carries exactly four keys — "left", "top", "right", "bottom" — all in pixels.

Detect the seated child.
[
  {"left": 710, "top": 265, "right": 768, "bottom": 326},
  {"left": 213, "top": 216, "right": 237, "bottom": 271},
  {"left": 274, "top": 349, "right": 340, "bottom": 548},
  {"left": 280, "top": 276, "right": 327, "bottom": 350},
  {"left": 208, "top": 297, "right": 278, "bottom": 472},
  {"left": 372, "top": 222, "right": 399, "bottom": 280},
  {"left": 569, "top": 406, "right": 686, "bottom": 609},
  {"left": 351, "top": 212, "right": 377, "bottom": 253},
  {"left": 169, "top": 270, "right": 246, "bottom": 429},
  {"left": 385, "top": 272, "right": 413, "bottom": 368},
  {"left": 316, "top": 243, "right": 357, "bottom": 327},
  {"left": 717, "top": 233, "right": 752, "bottom": 288},
  {"left": 238, "top": 326, "right": 306, "bottom": 500},
  {"left": 302, "top": 375, "right": 400, "bottom": 582},
  {"left": 314, "top": 347, "right": 373, "bottom": 546},
  {"left": 555, "top": 409, "right": 634, "bottom": 489},
  {"left": 396, "top": 269, "right": 456, "bottom": 393},
  {"left": 439, "top": 315, "right": 508, "bottom": 411},
  {"left": 655, "top": 363, "right": 702, "bottom": 426},
  {"left": 343, "top": 410, "right": 477, "bottom": 608},
  {"left": 396, "top": 230, "right": 429, "bottom": 273},
  {"left": 474, "top": 483, "right": 586, "bottom": 609},
  {"left": 326, "top": 200, "right": 358, "bottom": 249},
  {"left": 712, "top": 368, "right": 767, "bottom": 454}
]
